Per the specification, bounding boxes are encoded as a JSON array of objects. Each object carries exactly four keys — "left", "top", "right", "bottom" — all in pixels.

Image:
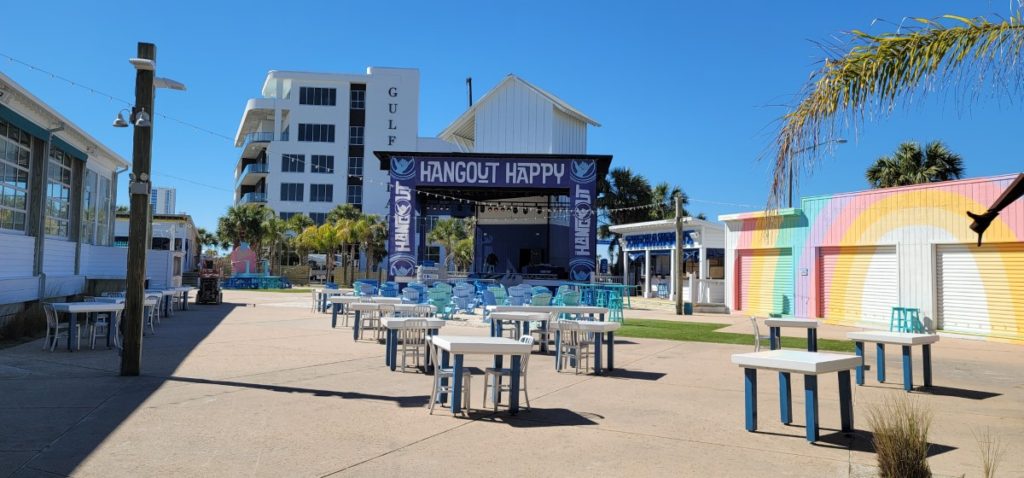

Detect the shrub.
[
  {"left": 866, "top": 394, "right": 933, "bottom": 478},
  {"left": 974, "top": 427, "right": 1005, "bottom": 478}
]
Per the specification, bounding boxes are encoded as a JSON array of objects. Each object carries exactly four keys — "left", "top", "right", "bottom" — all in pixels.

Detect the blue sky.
[{"left": 1, "top": 1, "right": 1021, "bottom": 232}]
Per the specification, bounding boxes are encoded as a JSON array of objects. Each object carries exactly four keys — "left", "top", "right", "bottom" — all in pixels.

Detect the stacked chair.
[
  {"left": 452, "top": 283, "right": 477, "bottom": 314},
  {"left": 379, "top": 282, "right": 399, "bottom": 297},
  {"left": 428, "top": 287, "right": 455, "bottom": 320}
]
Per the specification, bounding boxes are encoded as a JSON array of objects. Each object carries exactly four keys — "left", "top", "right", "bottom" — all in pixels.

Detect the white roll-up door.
[
  {"left": 818, "top": 246, "right": 898, "bottom": 328},
  {"left": 936, "top": 243, "right": 1024, "bottom": 341},
  {"left": 736, "top": 248, "right": 793, "bottom": 317}
]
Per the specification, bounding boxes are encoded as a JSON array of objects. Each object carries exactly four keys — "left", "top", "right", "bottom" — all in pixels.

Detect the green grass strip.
[{"left": 618, "top": 318, "right": 855, "bottom": 353}]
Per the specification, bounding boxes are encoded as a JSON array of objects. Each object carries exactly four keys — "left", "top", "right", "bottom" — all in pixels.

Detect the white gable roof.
[{"left": 439, "top": 75, "right": 600, "bottom": 145}]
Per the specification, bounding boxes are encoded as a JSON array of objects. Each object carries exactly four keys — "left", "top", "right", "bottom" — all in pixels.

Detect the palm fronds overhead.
[{"left": 769, "top": 12, "right": 1024, "bottom": 207}]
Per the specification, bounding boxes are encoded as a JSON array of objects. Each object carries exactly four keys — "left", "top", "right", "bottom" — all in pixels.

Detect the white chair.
[
  {"left": 42, "top": 303, "right": 79, "bottom": 352},
  {"left": 483, "top": 335, "right": 534, "bottom": 411},
  {"left": 83, "top": 297, "right": 113, "bottom": 350},
  {"left": 357, "top": 304, "right": 382, "bottom": 341},
  {"left": 557, "top": 320, "right": 591, "bottom": 374},
  {"left": 310, "top": 289, "right": 319, "bottom": 312},
  {"left": 530, "top": 313, "right": 555, "bottom": 349},
  {"left": 399, "top": 319, "right": 428, "bottom": 372},
  {"left": 427, "top": 337, "right": 473, "bottom": 416},
  {"left": 144, "top": 295, "right": 161, "bottom": 335},
  {"left": 750, "top": 317, "right": 772, "bottom": 352},
  {"left": 412, "top": 304, "right": 434, "bottom": 317},
  {"left": 375, "top": 304, "right": 397, "bottom": 341}
]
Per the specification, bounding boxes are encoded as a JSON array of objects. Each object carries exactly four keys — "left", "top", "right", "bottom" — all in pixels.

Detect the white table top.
[
  {"left": 846, "top": 331, "right": 939, "bottom": 345},
  {"left": 381, "top": 317, "right": 447, "bottom": 329},
  {"left": 350, "top": 302, "right": 380, "bottom": 311},
  {"left": 316, "top": 288, "right": 347, "bottom": 295},
  {"left": 429, "top": 335, "right": 532, "bottom": 355},
  {"left": 489, "top": 311, "right": 551, "bottom": 321},
  {"left": 764, "top": 318, "right": 819, "bottom": 329},
  {"left": 732, "top": 350, "right": 861, "bottom": 374},
  {"left": 145, "top": 289, "right": 177, "bottom": 296},
  {"left": 50, "top": 302, "right": 125, "bottom": 313},
  {"left": 328, "top": 295, "right": 402, "bottom": 304},
  {"left": 549, "top": 320, "right": 621, "bottom": 333},
  {"left": 393, "top": 303, "right": 437, "bottom": 312},
  {"left": 487, "top": 305, "right": 609, "bottom": 315}
]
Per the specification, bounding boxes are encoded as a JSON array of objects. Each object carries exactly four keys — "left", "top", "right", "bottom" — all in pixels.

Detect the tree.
[
  {"left": 262, "top": 216, "right": 290, "bottom": 271},
  {"left": 597, "top": 168, "right": 687, "bottom": 274},
  {"left": 866, "top": 141, "right": 965, "bottom": 188},
  {"left": 326, "top": 204, "right": 362, "bottom": 223},
  {"left": 296, "top": 223, "right": 343, "bottom": 282},
  {"left": 452, "top": 237, "right": 474, "bottom": 272},
  {"left": 196, "top": 228, "right": 218, "bottom": 251},
  {"left": 216, "top": 204, "right": 274, "bottom": 257},
  {"left": 768, "top": 13, "right": 1024, "bottom": 206},
  {"left": 650, "top": 182, "right": 689, "bottom": 220},
  {"left": 115, "top": 205, "right": 129, "bottom": 214},
  {"left": 427, "top": 218, "right": 470, "bottom": 271},
  {"left": 286, "top": 213, "right": 314, "bottom": 234}
]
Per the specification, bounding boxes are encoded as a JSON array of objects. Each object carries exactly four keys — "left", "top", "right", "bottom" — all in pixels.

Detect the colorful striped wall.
[{"left": 721, "top": 174, "right": 1024, "bottom": 341}]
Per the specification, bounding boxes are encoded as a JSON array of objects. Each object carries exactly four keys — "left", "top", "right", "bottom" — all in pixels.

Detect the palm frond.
[{"left": 770, "top": 12, "right": 1024, "bottom": 207}]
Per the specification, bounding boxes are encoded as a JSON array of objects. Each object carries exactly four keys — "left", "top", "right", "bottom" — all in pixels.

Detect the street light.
[
  {"left": 788, "top": 138, "right": 848, "bottom": 208},
  {"left": 114, "top": 43, "right": 186, "bottom": 377}
]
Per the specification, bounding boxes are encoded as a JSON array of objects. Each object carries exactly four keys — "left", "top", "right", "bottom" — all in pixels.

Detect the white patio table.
[
  {"left": 381, "top": 317, "right": 447, "bottom": 371},
  {"left": 846, "top": 331, "right": 938, "bottom": 391},
  {"left": 429, "top": 335, "right": 531, "bottom": 415},
  {"left": 549, "top": 320, "right": 621, "bottom": 374},
  {"left": 49, "top": 302, "right": 125, "bottom": 350}
]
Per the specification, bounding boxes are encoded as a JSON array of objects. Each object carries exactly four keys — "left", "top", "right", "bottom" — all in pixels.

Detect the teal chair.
[
  {"left": 607, "top": 290, "right": 624, "bottom": 323},
  {"left": 890, "top": 307, "right": 924, "bottom": 333}
]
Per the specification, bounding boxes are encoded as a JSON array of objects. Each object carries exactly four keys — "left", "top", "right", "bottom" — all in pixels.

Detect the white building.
[
  {"left": 114, "top": 212, "right": 200, "bottom": 280},
  {"left": 150, "top": 186, "right": 176, "bottom": 214},
  {"left": 0, "top": 72, "right": 129, "bottom": 308},
  {"left": 233, "top": 68, "right": 452, "bottom": 222}
]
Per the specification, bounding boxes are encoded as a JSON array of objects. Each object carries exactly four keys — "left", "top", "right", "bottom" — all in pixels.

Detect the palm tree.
[
  {"left": 452, "top": 237, "right": 474, "bottom": 272},
  {"left": 262, "top": 216, "right": 290, "bottom": 272},
  {"left": 866, "top": 141, "right": 965, "bottom": 188},
  {"left": 649, "top": 182, "right": 689, "bottom": 220},
  {"left": 427, "top": 218, "right": 469, "bottom": 271},
  {"left": 196, "top": 228, "right": 218, "bottom": 251},
  {"left": 216, "top": 204, "right": 274, "bottom": 256},
  {"left": 597, "top": 168, "right": 654, "bottom": 274},
  {"left": 296, "top": 223, "right": 343, "bottom": 282},
  {"left": 326, "top": 204, "right": 362, "bottom": 223},
  {"left": 769, "top": 12, "right": 1024, "bottom": 206},
  {"left": 286, "top": 213, "right": 314, "bottom": 234}
]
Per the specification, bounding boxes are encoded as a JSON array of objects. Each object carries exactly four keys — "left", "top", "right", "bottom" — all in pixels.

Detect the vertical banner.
[
  {"left": 569, "top": 159, "right": 597, "bottom": 281},
  {"left": 388, "top": 157, "right": 418, "bottom": 278}
]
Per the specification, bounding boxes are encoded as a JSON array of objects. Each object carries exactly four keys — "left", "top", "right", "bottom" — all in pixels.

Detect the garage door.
[
  {"left": 736, "top": 248, "right": 793, "bottom": 316},
  {"left": 818, "top": 246, "right": 897, "bottom": 328},
  {"left": 936, "top": 243, "right": 1024, "bottom": 341}
]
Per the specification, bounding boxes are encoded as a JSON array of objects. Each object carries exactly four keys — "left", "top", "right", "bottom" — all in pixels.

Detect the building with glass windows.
[
  {"left": 150, "top": 186, "right": 176, "bottom": 214},
  {"left": 0, "top": 72, "right": 130, "bottom": 309},
  {"left": 233, "top": 67, "right": 454, "bottom": 222}
]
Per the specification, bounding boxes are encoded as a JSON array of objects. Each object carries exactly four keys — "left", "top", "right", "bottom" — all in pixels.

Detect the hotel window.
[
  {"left": 81, "top": 170, "right": 113, "bottom": 245},
  {"left": 310, "top": 184, "right": 333, "bottom": 202},
  {"left": 280, "top": 183, "right": 304, "bottom": 202},
  {"left": 309, "top": 212, "right": 327, "bottom": 225},
  {"left": 298, "top": 124, "right": 335, "bottom": 142},
  {"left": 299, "top": 87, "right": 337, "bottom": 106},
  {"left": 350, "top": 89, "right": 365, "bottom": 109},
  {"left": 311, "top": 155, "right": 334, "bottom": 174},
  {"left": 279, "top": 212, "right": 297, "bottom": 220},
  {"left": 281, "top": 154, "right": 305, "bottom": 172},
  {"left": 46, "top": 147, "right": 73, "bottom": 238},
  {"left": 349, "top": 126, "right": 364, "bottom": 146},
  {"left": 347, "top": 184, "right": 362, "bottom": 206},
  {"left": 347, "top": 156, "right": 363, "bottom": 176},
  {"left": 0, "top": 120, "right": 32, "bottom": 232}
]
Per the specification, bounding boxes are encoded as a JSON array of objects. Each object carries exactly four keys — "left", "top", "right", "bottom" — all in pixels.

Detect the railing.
[
  {"left": 687, "top": 277, "right": 726, "bottom": 304},
  {"left": 238, "top": 192, "right": 268, "bottom": 204},
  {"left": 241, "top": 131, "right": 274, "bottom": 149},
  {"left": 234, "top": 163, "right": 269, "bottom": 186}
]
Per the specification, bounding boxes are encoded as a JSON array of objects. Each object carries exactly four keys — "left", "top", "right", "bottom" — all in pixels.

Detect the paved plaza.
[{"left": 1, "top": 290, "right": 1022, "bottom": 477}]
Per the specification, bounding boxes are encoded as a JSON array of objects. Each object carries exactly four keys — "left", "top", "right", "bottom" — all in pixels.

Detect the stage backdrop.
[{"left": 387, "top": 155, "right": 598, "bottom": 281}]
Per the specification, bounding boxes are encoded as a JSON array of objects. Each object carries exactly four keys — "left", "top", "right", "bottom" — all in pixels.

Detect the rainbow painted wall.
[{"left": 719, "top": 174, "right": 1024, "bottom": 342}]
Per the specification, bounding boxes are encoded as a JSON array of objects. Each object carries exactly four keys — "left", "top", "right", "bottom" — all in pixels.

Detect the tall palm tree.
[
  {"left": 769, "top": 12, "right": 1024, "bottom": 206},
  {"left": 427, "top": 218, "right": 469, "bottom": 271},
  {"left": 296, "top": 223, "right": 343, "bottom": 282},
  {"left": 216, "top": 204, "right": 273, "bottom": 256},
  {"left": 866, "top": 141, "right": 965, "bottom": 188},
  {"left": 452, "top": 237, "right": 474, "bottom": 272},
  {"left": 649, "top": 182, "right": 689, "bottom": 220},
  {"left": 326, "top": 204, "right": 362, "bottom": 223},
  {"left": 597, "top": 168, "right": 654, "bottom": 274},
  {"left": 196, "top": 228, "right": 218, "bottom": 251},
  {"left": 262, "top": 216, "right": 290, "bottom": 272},
  {"left": 286, "top": 213, "right": 314, "bottom": 234}
]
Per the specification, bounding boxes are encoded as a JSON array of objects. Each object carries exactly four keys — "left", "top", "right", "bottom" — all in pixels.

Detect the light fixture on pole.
[
  {"left": 112, "top": 107, "right": 152, "bottom": 128},
  {"left": 788, "top": 138, "right": 848, "bottom": 208}
]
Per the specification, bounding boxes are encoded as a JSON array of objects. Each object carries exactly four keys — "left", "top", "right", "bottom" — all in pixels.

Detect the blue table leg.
[
  {"left": 922, "top": 344, "right": 932, "bottom": 388},
  {"left": 877, "top": 343, "right": 886, "bottom": 383},
  {"left": 68, "top": 313, "right": 77, "bottom": 351},
  {"left": 451, "top": 354, "right": 464, "bottom": 415},
  {"left": 807, "top": 329, "right": 817, "bottom": 352},
  {"left": 838, "top": 370, "right": 853, "bottom": 432},
  {"left": 902, "top": 345, "right": 913, "bottom": 392},
  {"left": 769, "top": 326, "right": 779, "bottom": 350},
  {"left": 440, "top": 350, "right": 450, "bottom": 405},
  {"left": 352, "top": 311, "right": 361, "bottom": 341},
  {"left": 489, "top": 318, "right": 497, "bottom": 337},
  {"left": 387, "top": 330, "right": 398, "bottom": 370},
  {"left": 554, "top": 329, "right": 562, "bottom": 371},
  {"left": 184, "top": 291, "right": 189, "bottom": 310},
  {"left": 521, "top": 321, "right": 529, "bottom": 339},
  {"left": 744, "top": 368, "right": 757, "bottom": 431},
  {"left": 540, "top": 320, "right": 549, "bottom": 353},
  {"left": 331, "top": 302, "right": 340, "bottom": 328},
  {"left": 804, "top": 374, "right": 819, "bottom": 442},
  {"left": 607, "top": 331, "right": 615, "bottom": 370},
  {"left": 779, "top": 372, "right": 792, "bottom": 424},
  {"left": 854, "top": 341, "right": 865, "bottom": 385},
  {"left": 593, "top": 332, "right": 603, "bottom": 375},
  {"left": 510, "top": 355, "right": 521, "bottom": 414}
]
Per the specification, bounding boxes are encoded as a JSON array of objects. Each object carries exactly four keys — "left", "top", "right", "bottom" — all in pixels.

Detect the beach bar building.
[{"left": 719, "top": 174, "right": 1024, "bottom": 342}]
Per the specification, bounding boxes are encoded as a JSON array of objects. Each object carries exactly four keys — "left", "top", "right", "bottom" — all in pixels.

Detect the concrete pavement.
[{"left": 1, "top": 290, "right": 1021, "bottom": 477}]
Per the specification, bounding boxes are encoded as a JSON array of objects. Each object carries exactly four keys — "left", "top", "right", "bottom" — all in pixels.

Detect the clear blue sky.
[{"left": 1, "top": 1, "right": 1021, "bottom": 232}]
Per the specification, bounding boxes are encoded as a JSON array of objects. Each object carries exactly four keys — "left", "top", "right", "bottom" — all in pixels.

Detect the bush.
[
  {"left": 974, "top": 427, "right": 1005, "bottom": 478},
  {"left": 867, "top": 394, "right": 933, "bottom": 478}
]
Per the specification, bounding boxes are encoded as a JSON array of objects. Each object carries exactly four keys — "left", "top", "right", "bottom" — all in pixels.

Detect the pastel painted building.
[{"left": 719, "top": 174, "right": 1024, "bottom": 342}]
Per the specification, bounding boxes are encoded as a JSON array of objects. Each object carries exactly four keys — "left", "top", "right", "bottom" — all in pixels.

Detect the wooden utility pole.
[
  {"left": 674, "top": 195, "right": 683, "bottom": 316},
  {"left": 121, "top": 42, "right": 156, "bottom": 376}
]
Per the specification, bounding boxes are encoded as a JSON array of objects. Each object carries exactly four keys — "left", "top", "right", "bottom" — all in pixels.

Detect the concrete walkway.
[{"left": 1, "top": 290, "right": 1021, "bottom": 477}]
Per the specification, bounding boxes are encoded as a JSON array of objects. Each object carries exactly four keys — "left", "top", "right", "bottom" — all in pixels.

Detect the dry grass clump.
[
  {"left": 866, "top": 394, "right": 933, "bottom": 478},
  {"left": 974, "top": 427, "right": 1006, "bottom": 478}
]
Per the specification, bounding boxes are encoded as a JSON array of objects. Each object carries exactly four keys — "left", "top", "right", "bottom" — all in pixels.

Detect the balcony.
[
  {"left": 235, "top": 163, "right": 269, "bottom": 188},
  {"left": 241, "top": 131, "right": 274, "bottom": 149},
  {"left": 238, "top": 192, "right": 268, "bottom": 205}
]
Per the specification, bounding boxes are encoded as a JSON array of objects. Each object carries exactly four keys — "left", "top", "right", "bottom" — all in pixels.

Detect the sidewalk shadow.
[
  {"left": 473, "top": 407, "right": 600, "bottom": 428},
  {"left": 913, "top": 385, "right": 1001, "bottom": 400},
  {"left": 165, "top": 376, "right": 430, "bottom": 407},
  {"left": 815, "top": 429, "right": 957, "bottom": 457},
  {"left": 605, "top": 369, "right": 666, "bottom": 381}
]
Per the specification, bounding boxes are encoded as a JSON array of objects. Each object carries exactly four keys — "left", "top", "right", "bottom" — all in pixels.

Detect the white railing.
[{"left": 688, "top": 277, "right": 726, "bottom": 304}]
